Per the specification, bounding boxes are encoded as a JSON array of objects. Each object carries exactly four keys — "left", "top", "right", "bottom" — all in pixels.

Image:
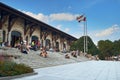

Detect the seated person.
[
  {"left": 71, "top": 51, "right": 77, "bottom": 58},
  {"left": 26, "top": 42, "right": 31, "bottom": 49},
  {"left": 65, "top": 54, "right": 70, "bottom": 59},
  {"left": 49, "top": 47, "right": 54, "bottom": 52},
  {"left": 15, "top": 42, "right": 21, "bottom": 49},
  {"left": 40, "top": 49, "right": 48, "bottom": 58},
  {"left": 21, "top": 42, "right": 29, "bottom": 54}
]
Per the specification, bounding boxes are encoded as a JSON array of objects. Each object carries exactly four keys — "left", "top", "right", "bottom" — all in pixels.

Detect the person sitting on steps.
[
  {"left": 20, "top": 40, "right": 29, "bottom": 54},
  {"left": 71, "top": 50, "right": 77, "bottom": 58},
  {"left": 65, "top": 54, "right": 70, "bottom": 59},
  {"left": 40, "top": 47, "right": 48, "bottom": 58}
]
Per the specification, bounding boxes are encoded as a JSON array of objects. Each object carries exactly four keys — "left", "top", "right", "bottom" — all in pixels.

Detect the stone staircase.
[{"left": 0, "top": 48, "right": 89, "bottom": 69}]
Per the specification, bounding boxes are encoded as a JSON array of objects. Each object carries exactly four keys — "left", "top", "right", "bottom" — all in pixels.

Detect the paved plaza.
[{"left": 14, "top": 61, "right": 120, "bottom": 80}]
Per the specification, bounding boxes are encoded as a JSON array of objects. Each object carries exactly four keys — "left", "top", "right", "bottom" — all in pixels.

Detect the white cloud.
[
  {"left": 55, "top": 25, "right": 70, "bottom": 33},
  {"left": 22, "top": 11, "right": 49, "bottom": 23},
  {"left": 95, "top": 24, "right": 120, "bottom": 37},
  {"left": 65, "top": 28, "right": 70, "bottom": 32},
  {"left": 22, "top": 10, "right": 79, "bottom": 22},
  {"left": 50, "top": 13, "right": 78, "bottom": 21},
  {"left": 56, "top": 25, "right": 62, "bottom": 30}
]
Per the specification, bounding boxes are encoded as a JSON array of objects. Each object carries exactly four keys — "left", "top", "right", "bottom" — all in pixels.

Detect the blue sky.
[{"left": 1, "top": 0, "right": 120, "bottom": 45}]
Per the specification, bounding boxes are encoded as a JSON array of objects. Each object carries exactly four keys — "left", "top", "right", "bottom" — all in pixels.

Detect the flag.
[
  {"left": 76, "top": 15, "right": 86, "bottom": 22},
  {"left": 83, "top": 17, "right": 86, "bottom": 21}
]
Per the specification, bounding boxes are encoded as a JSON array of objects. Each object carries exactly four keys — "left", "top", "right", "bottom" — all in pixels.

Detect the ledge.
[{"left": 0, "top": 72, "right": 37, "bottom": 80}]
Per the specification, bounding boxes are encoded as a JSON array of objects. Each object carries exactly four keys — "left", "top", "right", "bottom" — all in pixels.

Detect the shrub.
[
  {"left": 0, "top": 61, "right": 33, "bottom": 77},
  {"left": 13, "top": 64, "right": 33, "bottom": 74}
]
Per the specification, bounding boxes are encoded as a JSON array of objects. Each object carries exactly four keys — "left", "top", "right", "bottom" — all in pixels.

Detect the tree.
[
  {"left": 98, "top": 40, "right": 114, "bottom": 60},
  {"left": 70, "top": 36, "right": 99, "bottom": 55},
  {"left": 113, "top": 39, "right": 120, "bottom": 56}
]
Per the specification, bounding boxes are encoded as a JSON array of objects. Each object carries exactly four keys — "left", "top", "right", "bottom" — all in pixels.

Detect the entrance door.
[{"left": 11, "top": 31, "right": 21, "bottom": 47}]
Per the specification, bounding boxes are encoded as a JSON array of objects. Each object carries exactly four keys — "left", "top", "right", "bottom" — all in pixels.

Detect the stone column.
[
  {"left": 43, "top": 39, "right": 46, "bottom": 47},
  {"left": 5, "top": 31, "right": 7, "bottom": 42},
  {"left": 59, "top": 42, "right": 63, "bottom": 52},
  {"left": 8, "top": 31, "right": 11, "bottom": 46},
  {"left": 29, "top": 36, "right": 32, "bottom": 44},
  {"left": 65, "top": 42, "right": 68, "bottom": 51}
]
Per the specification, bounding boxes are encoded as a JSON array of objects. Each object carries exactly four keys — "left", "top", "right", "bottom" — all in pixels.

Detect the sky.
[{"left": 0, "top": 0, "right": 120, "bottom": 45}]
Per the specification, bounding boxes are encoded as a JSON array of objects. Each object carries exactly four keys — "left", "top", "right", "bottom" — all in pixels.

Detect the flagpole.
[
  {"left": 85, "top": 18, "right": 88, "bottom": 53},
  {"left": 84, "top": 20, "right": 86, "bottom": 55},
  {"left": 76, "top": 14, "right": 87, "bottom": 55}
]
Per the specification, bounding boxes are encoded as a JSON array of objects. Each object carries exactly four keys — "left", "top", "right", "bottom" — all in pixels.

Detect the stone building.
[{"left": 0, "top": 2, "right": 77, "bottom": 51}]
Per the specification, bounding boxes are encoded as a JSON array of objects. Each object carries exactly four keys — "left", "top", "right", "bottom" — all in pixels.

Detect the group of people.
[
  {"left": 0, "top": 41, "right": 10, "bottom": 47},
  {"left": 20, "top": 40, "right": 48, "bottom": 58},
  {"left": 14, "top": 39, "right": 42, "bottom": 54},
  {"left": 31, "top": 40, "right": 40, "bottom": 51},
  {"left": 14, "top": 38, "right": 49, "bottom": 58},
  {"left": 65, "top": 50, "right": 80, "bottom": 59}
]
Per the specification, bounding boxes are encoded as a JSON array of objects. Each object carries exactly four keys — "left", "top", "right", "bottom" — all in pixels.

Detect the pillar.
[{"left": 8, "top": 31, "right": 11, "bottom": 46}]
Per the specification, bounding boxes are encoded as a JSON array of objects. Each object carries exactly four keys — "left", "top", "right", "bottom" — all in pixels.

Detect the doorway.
[
  {"left": 11, "top": 31, "right": 21, "bottom": 47},
  {"left": 56, "top": 42, "right": 59, "bottom": 51}
]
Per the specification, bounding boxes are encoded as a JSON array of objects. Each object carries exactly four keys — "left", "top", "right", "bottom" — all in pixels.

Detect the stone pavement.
[
  {"left": 13, "top": 61, "right": 120, "bottom": 80},
  {"left": 0, "top": 47, "right": 89, "bottom": 69}
]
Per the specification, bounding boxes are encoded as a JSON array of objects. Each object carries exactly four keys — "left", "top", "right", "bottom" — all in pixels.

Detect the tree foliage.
[
  {"left": 70, "top": 36, "right": 100, "bottom": 55},
  {"left": 113, "top": 39, "right": 120, "bottom": 55},
  {"left": 98, "top": 39, "right": 120, "bottom": 60}
]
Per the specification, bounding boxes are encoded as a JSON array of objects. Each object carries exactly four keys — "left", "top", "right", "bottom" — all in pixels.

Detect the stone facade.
[{"left": 0, "top": 2, "right": 77, "bottom": 51}]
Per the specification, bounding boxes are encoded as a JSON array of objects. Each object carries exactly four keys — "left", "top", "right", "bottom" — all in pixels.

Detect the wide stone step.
[{"left": 0, "top": 48, "right": 89, "bottom": 69}]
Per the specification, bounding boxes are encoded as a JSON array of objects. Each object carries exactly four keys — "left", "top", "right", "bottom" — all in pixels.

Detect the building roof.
[{"left": 0, "top": 2, "right": 78, "bottom": 41}]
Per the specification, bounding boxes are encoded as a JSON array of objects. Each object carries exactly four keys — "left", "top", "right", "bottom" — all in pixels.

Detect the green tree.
[
  {"left": 70, "top": 36, "right": 99, "bottom": 55},
  {"left": 98, "top": 40, "right": 114, "bottom": 59},
  {"left": 113, "top": 39, "right": 120, "bottom": 55}
]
